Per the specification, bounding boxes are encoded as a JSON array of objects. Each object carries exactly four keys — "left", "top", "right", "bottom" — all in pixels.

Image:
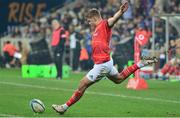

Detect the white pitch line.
[
  {"left": 0, "top": 113, "right": 17, "bottom": 117},
  {"left": 1, "top": 81, "right": 180, "bottom": 104}
]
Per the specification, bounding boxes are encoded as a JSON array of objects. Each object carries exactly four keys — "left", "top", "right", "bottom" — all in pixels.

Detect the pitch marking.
[{"left": 0, "top": 81, "right": 180, "bottom": 104}]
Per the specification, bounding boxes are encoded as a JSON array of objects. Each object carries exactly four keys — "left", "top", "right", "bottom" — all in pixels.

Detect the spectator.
[
  {"left": 79, "top": 44, "right": 89, "bottom": 71},
  {"left": 18, "top": 41, "right": 30, "bottom": 65},
  {"left": 154, "top": 39, "right": 180, "bottom": 80},
  {"left": 159, "top": 46, "right": 166, "bottom": 69},
  {"left": 3, "top": 41, "right": 22, "bottom": 68},
  {"left": 71, "top": 29, "right": 82, "bottom": 72}
]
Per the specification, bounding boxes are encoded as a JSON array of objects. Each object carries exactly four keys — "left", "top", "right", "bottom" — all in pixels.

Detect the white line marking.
[
  {"left": 1, "top": 81, "right": 180, "bottom": 104},
  {"left": 0, "top": 113, "right": 17, "bottom": 117}
]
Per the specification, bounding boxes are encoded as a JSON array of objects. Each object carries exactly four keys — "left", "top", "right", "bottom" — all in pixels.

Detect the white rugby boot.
[{"left": 52, "top": 104, "right": 67, "bottom": 115}]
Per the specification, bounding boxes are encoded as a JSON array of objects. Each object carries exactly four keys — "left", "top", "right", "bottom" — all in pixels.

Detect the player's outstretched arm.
[{"left": 107, "top": 1, "right": 129, "bottom": 28}]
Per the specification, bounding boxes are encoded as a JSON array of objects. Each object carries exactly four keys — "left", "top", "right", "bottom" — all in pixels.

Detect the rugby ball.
[{"left": 29, "top": 99, "right": 45, "bottom": 113}]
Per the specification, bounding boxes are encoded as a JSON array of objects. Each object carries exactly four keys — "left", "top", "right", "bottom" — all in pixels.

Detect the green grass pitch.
[{"left": 0, "top": 68, "right": 180, "bottom": 117}]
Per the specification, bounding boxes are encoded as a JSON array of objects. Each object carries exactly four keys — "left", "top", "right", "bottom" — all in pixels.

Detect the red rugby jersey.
[
  {"left": 3, "top": 43, "right": 17, "bottom": 56},
  {"left": 92, "top": 20, "right": 112, "bottom": 64},
  {"left": 51, "top": 27, "right": 66, "bottom": 46}
]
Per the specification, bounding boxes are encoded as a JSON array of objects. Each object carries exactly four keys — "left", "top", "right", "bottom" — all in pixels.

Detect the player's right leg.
[
  {"left": 52, "top": 76, "right": 95, "bottom": 114},
  {"left": 52, "top": 64, "right": 103, "bottom": 115}
]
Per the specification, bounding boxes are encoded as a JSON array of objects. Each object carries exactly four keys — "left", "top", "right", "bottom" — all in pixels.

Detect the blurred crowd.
[{"left": 1, "top": 0, "right": 179, "bottom": 78}]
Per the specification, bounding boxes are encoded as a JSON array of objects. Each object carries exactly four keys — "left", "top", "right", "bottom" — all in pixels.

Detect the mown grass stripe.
[{"left": 1, "top": 81, "right": 180, "bottom": 104}]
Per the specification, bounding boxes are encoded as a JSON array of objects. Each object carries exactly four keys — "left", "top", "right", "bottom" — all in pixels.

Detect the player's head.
[
  {"left": 86, "top": 8, "right": 102, "bottom": 27},
  {"left": 51, "top": 19, "right": 60, "bottom": 30},
  {"left": 6, "top": 41, "right": 10, "bottom": 44}
]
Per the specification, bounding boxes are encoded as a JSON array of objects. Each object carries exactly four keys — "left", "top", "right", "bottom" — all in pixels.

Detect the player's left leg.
[
  {"left": 108, "top": 64, "right": 139, "bottom": 84},
  {"left": 108, "top": 57, "right": 158, "bottom": 84}
]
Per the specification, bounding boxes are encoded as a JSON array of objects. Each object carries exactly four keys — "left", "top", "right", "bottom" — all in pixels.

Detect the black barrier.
[{"left": 112, "top": 38, "right": 134, "bottom": 71}]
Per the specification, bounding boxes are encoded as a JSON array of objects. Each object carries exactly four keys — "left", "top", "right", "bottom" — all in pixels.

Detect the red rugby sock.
[
  {"left": 168, "top": 66, "right": 176, "bottom": 75},
  {"left": 161, "top": 64, "right": 171, "bottom": 75},
  {"left": 119, "top": 64, "right": 139, "bottom": 79},
  {"left": 66, "top": 90, "right": 83, "bottom": 107}
]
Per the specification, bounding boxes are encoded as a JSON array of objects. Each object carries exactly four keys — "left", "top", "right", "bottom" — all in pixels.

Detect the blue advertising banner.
[{"left": 0, "top": 0, "right": 66, "bottom": 35}]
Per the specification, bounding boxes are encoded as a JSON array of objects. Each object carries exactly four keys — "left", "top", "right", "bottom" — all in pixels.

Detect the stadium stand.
[{"left": 0, "top": 0, "right": 179, "bottom": 79}]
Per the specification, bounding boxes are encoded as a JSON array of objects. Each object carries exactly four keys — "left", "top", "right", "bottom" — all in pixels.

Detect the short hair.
[
  {"left": 51, "top": 19, "right": 59, "bottom": 25},
  {"left": 6, "top": 41, "right": 10, "bottom": 44},
  {"left": 86, "top": 8, "right": 101, "bottom": 19}
]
